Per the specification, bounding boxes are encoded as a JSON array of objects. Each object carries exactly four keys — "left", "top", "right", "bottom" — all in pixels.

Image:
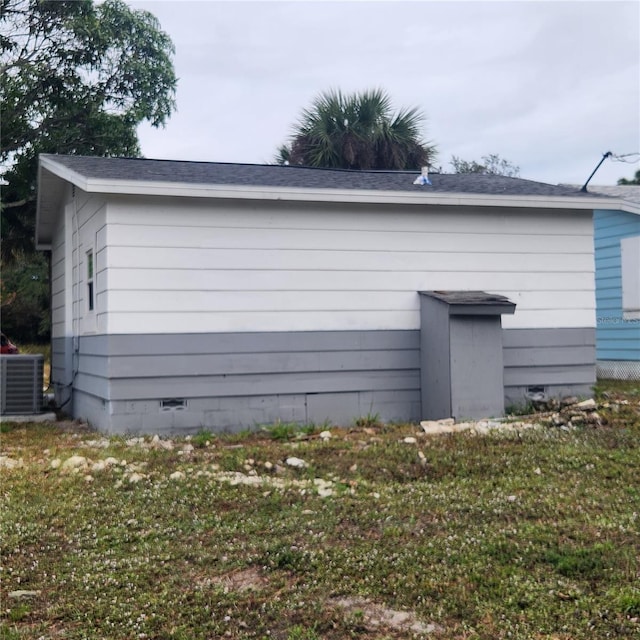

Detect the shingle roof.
[
  {"left": 41, "top": 154, "right": 610, "bottom": 199},
  {"left": 587, "top": 185, "right": 640, "bottom": 205}
]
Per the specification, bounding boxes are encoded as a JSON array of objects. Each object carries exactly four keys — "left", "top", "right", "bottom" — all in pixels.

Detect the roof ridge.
[{"left": 42, "top": 153, "right": 428, "bottom": 176}]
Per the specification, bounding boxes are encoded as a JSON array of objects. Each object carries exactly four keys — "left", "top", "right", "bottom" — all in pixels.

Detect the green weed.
[
  {"left": 613, "top": 588, "right": 640, "bottom": 616},
  {"left": 0, "top": 379, "right": 638, "bottom": 639},
  {"left": 261, "top": 421, "right": 316, "bottom": 441},
  {"left": 353, "top": 412, "right": 381, "bottom": 427},
  {"left": 286, "top": 626, "right": 320, "bottom": 640},
  {"left": 543, "top": 542, "right": 615, "bottom": 580},
  {"left": 191, "top": 429, "right": 215, "bottom": 448}
]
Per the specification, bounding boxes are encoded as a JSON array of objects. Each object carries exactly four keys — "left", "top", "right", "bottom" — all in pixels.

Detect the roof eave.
[
  {"left": 35, "top": 162, "right": 52, "bottom": 249},
  {"left": 600, "top": 200, "right": 640, "bottom": 216},
  {"left": 37, "top": 154, "right": 612, "bottom": 212},
  {"left": 57, "top": 177, "right": 608, "bottom": 211},
  {"left": 37, "top": 157, "right": 83, "bottom": 248}
]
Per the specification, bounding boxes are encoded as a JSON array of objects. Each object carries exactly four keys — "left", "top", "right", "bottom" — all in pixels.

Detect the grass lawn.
[{"left": 1, "top": 381, "right": 639, "bottom": 639}]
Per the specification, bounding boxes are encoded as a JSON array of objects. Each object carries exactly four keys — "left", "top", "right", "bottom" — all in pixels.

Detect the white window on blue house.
[
  {"left": 86, "top": 249, "right": 95, "bottom": 312},
  {"left": 621, "top": 235, "right": 640, "bottom": 320}
]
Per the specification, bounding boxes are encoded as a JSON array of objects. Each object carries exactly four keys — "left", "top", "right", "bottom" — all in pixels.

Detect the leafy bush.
[{"left": 1, "top": 252, "right": 50, "bottom": 343}]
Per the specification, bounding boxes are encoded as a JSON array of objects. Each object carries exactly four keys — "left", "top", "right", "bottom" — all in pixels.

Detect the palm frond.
[{"left": 276, "top": 88, "right": 437, "bottom": 169}]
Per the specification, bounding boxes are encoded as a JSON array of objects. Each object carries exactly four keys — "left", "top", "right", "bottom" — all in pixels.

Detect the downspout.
[{"left": 56, "top": 186, "right": 80, "bottom": 411}]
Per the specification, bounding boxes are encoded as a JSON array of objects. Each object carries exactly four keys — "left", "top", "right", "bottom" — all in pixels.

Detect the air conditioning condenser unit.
[{"left": 1, "top": 355, "right": 45, "bottom": 415}]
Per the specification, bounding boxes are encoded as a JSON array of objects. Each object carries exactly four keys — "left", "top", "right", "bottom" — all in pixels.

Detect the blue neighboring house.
[{"left": 590, "top": 186, "right": 640, "bottom": 380}]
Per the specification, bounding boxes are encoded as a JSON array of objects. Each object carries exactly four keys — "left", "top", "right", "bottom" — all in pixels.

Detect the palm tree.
[
  {"left": 276, "top": 89, "right": 436, "bottom": 170},
  {"left": 618, "top": 170, "right": 640, "bottom": 185}
]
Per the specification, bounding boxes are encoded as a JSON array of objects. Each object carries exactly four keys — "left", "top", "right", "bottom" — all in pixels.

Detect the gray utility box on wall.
[
  {"left": 0, "top": 354, "right": 45, "bottom": 415},
  {"left": 419, "top": 291, "right": 516, "bottom": 421}
]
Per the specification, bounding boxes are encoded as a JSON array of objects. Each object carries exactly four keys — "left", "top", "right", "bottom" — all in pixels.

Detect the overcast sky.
[{"left": 128, "top": 0, "right": 640, "bottom": 186}]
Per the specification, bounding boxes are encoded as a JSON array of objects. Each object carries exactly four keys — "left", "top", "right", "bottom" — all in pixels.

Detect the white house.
[{"left": 36, "top": 155, "right": 621, "bottom": 434}]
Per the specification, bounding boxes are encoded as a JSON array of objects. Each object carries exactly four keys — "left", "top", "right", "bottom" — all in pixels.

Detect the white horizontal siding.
[
  {"left": 107, "top": 224, "right": 593, "bottom": 254},
  {"left": 101, "top": 198, "right": 595, "bottom": 333},
  {"left": 62, "top": 193, "right": 109, "bottom": 336},
  {"left": 106, "top": 246, "right": 592, "bottom": 274},
  {"left": 50, "top": 211, "right": 67, "bottom": 339},
  {"left": 103, "top": 309, "right": 595, "bottom": 334},
  {"left": 105, "top": 269, "right": 591, "bottom": 293},
  {"left": 104, "top": 289, "right": 591, "bottom": 314},
  {"left": 109, "top": 199, "right": 592, "bottom": 235}
]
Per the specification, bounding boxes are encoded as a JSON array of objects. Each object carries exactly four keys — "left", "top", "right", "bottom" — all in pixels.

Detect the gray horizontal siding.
[
  {"left": 74, "top": 372, "right": 111, "bottom": 399},
  {"left": 50, "top": 337, "right": 75, "bottom": 410},
  {"left": 72, "top": 330, "right": 421, "bottom": 432},
  {"left": 62, "top": 327, "right": 596, "bottom": 433},
  {"left": 79, "top": 330, "right": 419, "bottom": 356},
  {"left": 502, "top": 327, "right": 595, "bottom": 348},
  {"left": 504, "top": 367, "right": 596, "bottom": 386},
  {"left": 95, "top": 350, "right": 419, "bottom": 378},
  {"left": 78, "top": 331, "right": 420, "bottom": 400},
  {"left": 503, "top": 327, "right": 596, "bottom": 397},
  {"left": 106, "top": 369, "right": 420, "bottom": 401},
  {"left": 503, "top": 346, "right": 594, "bottom": 367}
]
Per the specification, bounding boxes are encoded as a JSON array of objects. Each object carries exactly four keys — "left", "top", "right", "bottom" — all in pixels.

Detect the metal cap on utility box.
[{"left": 418, "top": 290, "right": 516, "bottom": 316}]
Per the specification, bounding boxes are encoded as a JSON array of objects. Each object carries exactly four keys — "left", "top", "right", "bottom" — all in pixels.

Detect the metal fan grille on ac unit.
[{"left": 0, "top": 355, "right": 45, "bottom": 415}]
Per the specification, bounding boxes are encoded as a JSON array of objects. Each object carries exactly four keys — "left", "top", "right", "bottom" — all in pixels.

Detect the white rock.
[
  {"left": 534, "top": 467, "right": 542, "bottom": 475},
  {"left": 50, "top": 458, "right": 61, "bottom": 469},
  {"left": 169, "top": 471, "right": 185, "bottom": 481},
  {"left": 420, "top": 421, "right": 454, "bottom": 434},
  {"left": 150, "top": 435, "right": 175, "bottom": 450},
  {"left": 128, "top": 472, "right": 144, "bottom": 483},
  {"left": 576, "top": 398, "right": 597, "bottom": 410},
  {"left": 314, "top": 478, "right": 334, "bottom": 497},
  {"left": 8, "top": 590, "right": 40, "bottom": 599},
  {"left": 0, "top": 456, "right": 23, "bottom": 469},
  {"left": 453, "top": 422, "right": 475, "bottom": 432},
  {"left": 286, "top": 456, "right": 307, "bottom": 468},
  {"left": 507, "top": 495, "right": 517, "bottom": 502},
  {"left": 319, "top": 430, "right": 332, "bottom": 440},
  {"left": 61, "top": 455, "right": 88, "bottom": 471},
  {"left": 403, "top": 436, "right": 417, "bottom": 444}
]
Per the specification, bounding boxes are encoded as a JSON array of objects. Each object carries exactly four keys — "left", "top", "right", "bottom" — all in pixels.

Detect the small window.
[{"left": 86, "top": 249, "right": 94, "bottom": 312}]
